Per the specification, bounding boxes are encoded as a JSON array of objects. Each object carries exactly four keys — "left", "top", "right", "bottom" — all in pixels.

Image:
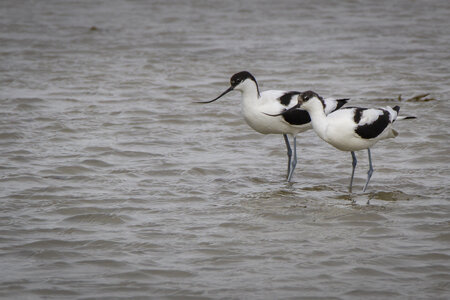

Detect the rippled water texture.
[{"left": 1, "top": 0, "right": 449, "bottom": 299}]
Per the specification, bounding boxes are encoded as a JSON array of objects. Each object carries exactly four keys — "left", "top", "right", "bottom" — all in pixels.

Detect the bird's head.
[{"left": 196, "top": 71, "right": 259, "bottom": 104}]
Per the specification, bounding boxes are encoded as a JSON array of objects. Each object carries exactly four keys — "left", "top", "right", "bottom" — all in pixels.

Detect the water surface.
[{"left": 1, "top": 0, "right": 449, "bottom": 299}]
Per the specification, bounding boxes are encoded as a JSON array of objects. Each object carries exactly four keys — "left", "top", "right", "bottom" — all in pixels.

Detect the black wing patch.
[
  {"left": 355, "top": 109, "right": 391, "bottom": 139},
  {"left": 282, "top": 109, "right": 311, "bottom": 126},
  {"left": 335, "top": 99, "right": 349, "bottom": 110},
  {"left": 278, "top": 91, "right": 301, "bottom": 106},
  {"left": 353, "top": 107, "right": 364, "bottom": 123},
  {"left": 393, "top": 105, "right": 400, "bottom": 114}
]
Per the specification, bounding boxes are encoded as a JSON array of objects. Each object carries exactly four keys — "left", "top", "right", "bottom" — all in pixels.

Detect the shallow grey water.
[{"left": 1, "top": 0, "right": 449, "bottom": 299}]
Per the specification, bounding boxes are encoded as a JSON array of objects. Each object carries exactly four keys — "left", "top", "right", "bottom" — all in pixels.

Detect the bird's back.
[
  {"left": 242, "top": 89, "right": 311, "bottom": 134},
  {"left": 324, "top": 107, "right": 398, "bottom": 150}
]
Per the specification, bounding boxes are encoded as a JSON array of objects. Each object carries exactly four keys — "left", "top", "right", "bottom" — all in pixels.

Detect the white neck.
[
  {"left": 304, "top": 101, "right": 329, "bottom": 141},
  {"left": 236, "top": 79, "right": 260, "bottom": 104}
]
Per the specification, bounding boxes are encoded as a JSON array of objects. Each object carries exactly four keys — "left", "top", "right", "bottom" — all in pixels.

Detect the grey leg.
[
  {"left": 349, "top": 151, "right": 357, "bottom": 193},
  {"left": 363, "top": 148, "right": 374, "bottom": 192},
  {"left": 283, "top": 134, "right": 292, "bottom": 180},
  {"left": 287, "top": 136, "right": 297, "bottom": 182}
]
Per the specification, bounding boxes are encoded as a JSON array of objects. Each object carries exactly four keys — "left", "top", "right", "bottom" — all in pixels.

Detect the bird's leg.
[
  {"left": 287, "top": 136, "right": 297, "bottom": 182},
  {"left": 363, "top": 148, "right": 374, "bottom": 192},
  {"left": 283, "top": 134, "right": 292, "bottom": 180},
  {"left": 349, "top": 151, "right": 357, "bottom": 193}
]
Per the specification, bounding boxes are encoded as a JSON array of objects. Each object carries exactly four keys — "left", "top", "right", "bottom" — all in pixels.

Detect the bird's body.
[
  {"left": 198, "top": 71, "right": 348, "bottom": 181},
  {"left": 241, "top": 88, "right": 344, "bottom": 135},
  {"left": 314, "top": 106, "right": 400, "bottom": 151},
  {"left": 291, "top": 90, "right": 415, "bottom": 192},
  {"left": 242, "top": 89, "right": 302, "bottom": 135}
]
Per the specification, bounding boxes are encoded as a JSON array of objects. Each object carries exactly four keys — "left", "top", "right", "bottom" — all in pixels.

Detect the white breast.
[{"left": 241, "top": 90, "right": 311, "bottom": 135}]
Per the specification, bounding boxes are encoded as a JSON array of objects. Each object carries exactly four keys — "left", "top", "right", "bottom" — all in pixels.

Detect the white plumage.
[
  {"left": 198, "top": 71, "right": 348, "bottom": 181},
  {"left": 288, "top": 90, "right": 415, "bottom": 192}
]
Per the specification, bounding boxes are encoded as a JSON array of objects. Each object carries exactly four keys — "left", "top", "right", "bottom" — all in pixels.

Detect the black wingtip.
[
  {"left": 393, "top": 105, "right": 400, "bottom": 113},
  {"left": 393, "top": 106, "right": 416, "bottom": 119},
  {"left": 263, "top": 112, "right": 285, "bottom": 117},
  {"left": 336, "top": 98, "right": 350, "bottom": 110}
]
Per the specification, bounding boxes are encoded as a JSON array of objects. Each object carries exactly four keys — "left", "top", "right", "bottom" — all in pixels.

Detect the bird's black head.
[
  {"left": 230, "top": 71, "right": 257, "bottom": 88},
  {"left": 196, "top": 71, "right": 258, "bottom": 104},
  {"left": 299, "top": 90, "right": 325, "bottom": 108},
  {"left": 299, "top": 90, "right": 321, "bottom": 102}
]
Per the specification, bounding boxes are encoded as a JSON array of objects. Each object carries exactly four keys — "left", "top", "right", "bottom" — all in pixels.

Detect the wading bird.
[
  {"left": 197, "top": 71, "right": 348, "bottom": 181},
  {"left": 281, "top": 90, "right": 415, "bottom": 192}
]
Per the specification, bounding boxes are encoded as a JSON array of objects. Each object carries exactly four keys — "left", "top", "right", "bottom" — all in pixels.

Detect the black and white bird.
[
  {"left": 283, "top": 90, "right": 415, "bottom": 192},
  {"left": 197, "top": 71, "right": 348, "bottom": 181}
]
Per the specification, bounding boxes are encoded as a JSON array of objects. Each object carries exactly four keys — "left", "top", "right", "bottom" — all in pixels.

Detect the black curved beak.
[
  {"left": 195, "top": 86, "right": 234, "bottom": 104},
  {"left": 263, "top": 102, "right": 302, "bottom": 117}
]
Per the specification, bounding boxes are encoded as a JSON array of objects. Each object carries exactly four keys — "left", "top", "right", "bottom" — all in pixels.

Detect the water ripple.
[{"left": 0, "top": 0, "right": 449, "bottom": 299}]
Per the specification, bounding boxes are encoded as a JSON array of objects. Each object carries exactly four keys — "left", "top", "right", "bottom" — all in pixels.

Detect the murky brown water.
[{"left": 1, "top": 0, "right": 449, "bottom": 299}]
